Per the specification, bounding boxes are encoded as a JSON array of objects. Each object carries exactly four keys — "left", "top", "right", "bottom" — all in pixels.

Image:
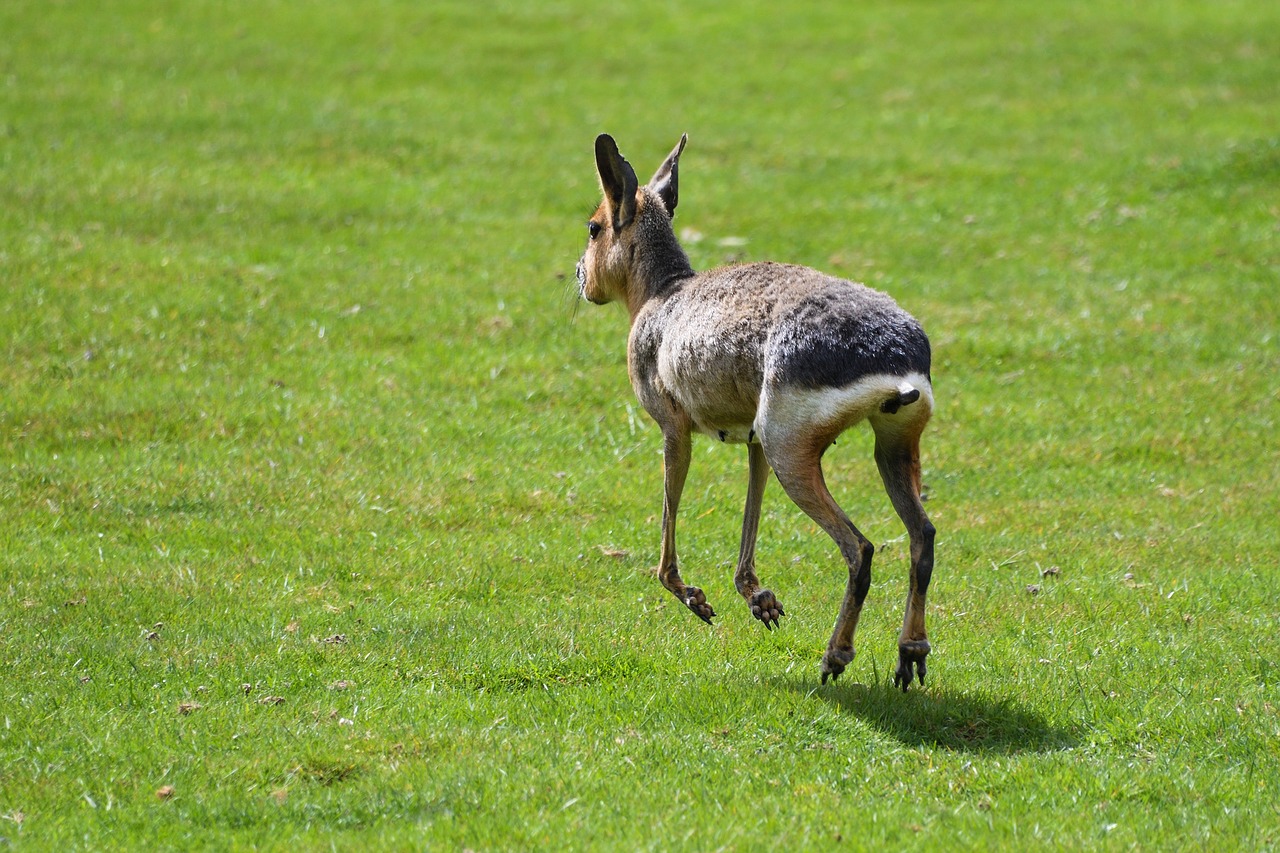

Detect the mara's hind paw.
[
  {"left": 894, "top": 640, "right": 931, "bottom": 692},
  {"left": 749, "top": 589, "right": 784, "bottom": 630},
  {"left": 820, "top": 647, "right": 855, "bottom": 684},
  {"left": 682, "top": 586, "right": 716, "bottom": 625}
]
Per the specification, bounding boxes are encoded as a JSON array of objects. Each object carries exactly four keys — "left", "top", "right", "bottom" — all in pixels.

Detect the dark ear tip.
[{"left": 595, "top": 133, "right": 617, "bottom": 152}]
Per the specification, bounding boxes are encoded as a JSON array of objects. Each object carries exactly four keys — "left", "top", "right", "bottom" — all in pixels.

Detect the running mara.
[{"left": 576, "top": 134, "right": 938, "bottom": 690}]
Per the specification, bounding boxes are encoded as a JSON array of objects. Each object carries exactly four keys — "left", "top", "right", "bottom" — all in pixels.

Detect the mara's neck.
[{"left": 625, "top": 229, "right": 696, "bottom": 321}]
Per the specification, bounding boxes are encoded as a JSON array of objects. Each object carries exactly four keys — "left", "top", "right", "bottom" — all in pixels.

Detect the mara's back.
[{"left": 654, "top": 261, "right": 930, "bottom": 389}]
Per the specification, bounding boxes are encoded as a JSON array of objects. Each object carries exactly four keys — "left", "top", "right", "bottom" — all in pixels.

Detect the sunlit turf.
[{"left": 2, "top": 0, "right": 1278, "bottom": 848}]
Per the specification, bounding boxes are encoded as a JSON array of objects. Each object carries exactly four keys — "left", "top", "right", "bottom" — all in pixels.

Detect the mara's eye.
[{"left": 587, "top": 221, "right": 602, "bottom": 240}]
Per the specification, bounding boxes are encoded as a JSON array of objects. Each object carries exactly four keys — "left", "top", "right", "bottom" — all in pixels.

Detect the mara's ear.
[
  {"left": 595, "top": 134, "right": 638, "bottom": 229},
  {"left": 648, "top": 133, "right": 687, "bottom": 218}
]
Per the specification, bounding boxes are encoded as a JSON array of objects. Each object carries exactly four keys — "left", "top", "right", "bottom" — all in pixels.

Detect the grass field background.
[{"left": 2, "top": 0, "right": 1278, "bottom": 848}]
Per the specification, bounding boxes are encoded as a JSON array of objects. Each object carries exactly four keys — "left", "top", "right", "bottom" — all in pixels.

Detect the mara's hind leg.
[
  {"left": 872, "top": 420, "right": 936, "bottom": 691},
  {"left": 734, "top": 441, "right": 784, "bottom": 629},
  {"left": 766, "top": 438, "right": 874, "bottom": 684}
]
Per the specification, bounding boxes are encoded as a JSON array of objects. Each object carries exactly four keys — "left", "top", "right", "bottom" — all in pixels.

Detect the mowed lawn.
[{"left": 2, "top": 0, "right": 1278, "bottom": 848}]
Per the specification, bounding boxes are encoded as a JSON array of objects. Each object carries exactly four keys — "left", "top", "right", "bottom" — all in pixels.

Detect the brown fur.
[{"left": 576, "top": 134, "right": 938, "bottom": 690}]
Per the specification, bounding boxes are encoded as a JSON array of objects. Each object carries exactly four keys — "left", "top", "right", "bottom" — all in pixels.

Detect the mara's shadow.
[{"left": 781, "top": 677, "right": 1078, "bottom": 754}]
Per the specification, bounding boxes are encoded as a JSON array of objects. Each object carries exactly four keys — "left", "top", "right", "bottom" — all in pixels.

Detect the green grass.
[{"left": 2, "top": 0, "right": 1278, "bottom": 848}]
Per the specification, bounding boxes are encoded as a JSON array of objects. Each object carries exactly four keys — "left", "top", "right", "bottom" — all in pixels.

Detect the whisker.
[{"left": 557, "top": 271, "right": 582, "bottom": 328}]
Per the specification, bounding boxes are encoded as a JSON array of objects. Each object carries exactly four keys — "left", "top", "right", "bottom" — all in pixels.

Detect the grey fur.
[{"left": 577, "top": 134, "right": 938, "bottom": 690}]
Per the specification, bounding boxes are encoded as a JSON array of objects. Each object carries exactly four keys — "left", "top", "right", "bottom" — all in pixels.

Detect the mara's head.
[{"left": 576, "top": 133, "right": 688, "bottom": 308}]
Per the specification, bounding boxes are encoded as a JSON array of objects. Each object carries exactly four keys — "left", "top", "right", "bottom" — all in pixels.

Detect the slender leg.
[
  {"left": 734, "top": 441, "right": 784, "bottom": 628},
  {"left": 655, "top": 420, "right": 715, "bottom": 623},
  {"left": 767, "top": 439, "right": 873, "bottom": 684},
  {"left": 873, "top": 426, "right": 936, "bottom": 691}
]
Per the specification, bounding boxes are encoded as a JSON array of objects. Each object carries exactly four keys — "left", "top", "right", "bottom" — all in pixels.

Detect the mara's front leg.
[
  {"left": 734, "top": 441, "right": 784, "bottom": 629},
  {"left": 655, "top": 418, "right": 716, "bottom": 624}
]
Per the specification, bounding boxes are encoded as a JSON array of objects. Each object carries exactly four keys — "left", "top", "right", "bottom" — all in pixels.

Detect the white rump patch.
[{"left": 756, "top": 372, "right": 933, "bottom": 440}]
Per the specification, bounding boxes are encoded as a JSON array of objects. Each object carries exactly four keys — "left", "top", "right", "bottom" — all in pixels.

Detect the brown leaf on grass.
[
  {"left": 155, "top": 786, "right": 175, "bottom": 800},
  {"left": 2, "top": 810, "right": 24, "bottom": 826},
  {"left": 64, "top": 595, "right": 87, "bottom": 607},
  {"left": 241, "top": 683, "right": 254, "bottom": 695},
  {"left": 177, "top": 702, "right": 202, "bottom": 716},
  {"left": 321, "top": 634, "right": 347, "bottom": 645},
  {"left": 1026, "top": 584, "right": 1041, "bottom": 595},
  {"left": 329, "top": 680, "right": 354, "bottom": 691},
  {"left": 144, "top": 631, "right": 160, "bottom": 641},
  {"left": 284, "top": 621, "right": 300, "bottom": 634},
  {"left": 271, "top": 788, "right": 289, "bottom": 804},
  {"left": 597, "top": 545, "right": 630, "bottom": 559},
  {"left": 1041, "top": 566, "right": 1061, "bottom": 577},
  {"left": 258, "top": 696, "right": 286, "bottom": 706}
]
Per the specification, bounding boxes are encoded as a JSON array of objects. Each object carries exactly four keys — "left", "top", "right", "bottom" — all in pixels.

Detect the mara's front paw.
[
  {"left": 894, "top": 640, "right": 931, "bottom": 691},
  {"left": 820, "top": 646, "right": 855, "bottom": 684},
  {"left": 682, "top": 586, "right": 716, "bottom": 625},
  {"left": 749, "top": 589, "right": 784, "bottom": 630}
]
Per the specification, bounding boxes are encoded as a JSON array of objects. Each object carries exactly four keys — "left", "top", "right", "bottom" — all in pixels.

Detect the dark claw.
[
  {"left": 820, "top": 647, "right": 853, "bottom": 685},
  {"left": 749, "top": 590, "right": 785, "bottom": 630},
  {"left": 894, "top": 643, "right": 930, "bottom": 692},
  {"left": 684, "top": 587, "right": 716, "bottom": 625}
]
